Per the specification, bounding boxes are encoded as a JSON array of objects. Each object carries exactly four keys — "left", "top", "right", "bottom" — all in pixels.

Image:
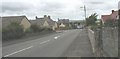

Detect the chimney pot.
[
  {"left": 44, "top": 15, "right": 47, "bottom": 18},
  {"left": 112, "top": 10, "right": 114, "bottom": 13},
  {"left": 36, "top": 16, "right": 38, "bottom": 19},
  {"left": 48, "top": 16, "right": 51, "bottom": 19}
]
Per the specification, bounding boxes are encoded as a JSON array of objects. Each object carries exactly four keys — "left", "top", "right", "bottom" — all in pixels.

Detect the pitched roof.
[
  {"left": 110, "top": 11, "right": 118, "bottom": 20},
  {"left": 58, "top": 19, "right": 69, "bottom": 24},
  {"left": 101, "top": 10, "right": 119, "bottom": 23},
  {"left": 30, "top": 18, "right": 45, "bottom": 26},
  {"left": 2, "top": 16, "right": 26, "bottom": 27},
  {"left": 30, "top": 16, "right": 55, "bottom": 26},
  {"left": 46, "top": 19, "right": 55, "bottom": 26},
  {"left": 101, "top": 15, "right": 111, "bottom": 22}
]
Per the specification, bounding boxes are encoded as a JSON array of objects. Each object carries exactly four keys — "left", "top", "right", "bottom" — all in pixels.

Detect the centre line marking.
[
  {"left": 54, "top": 36, "right": 60, "bottom": 39},
  {"left": 40, "top": 39, "right": 51, "bottom": 44},
  {"left": 4, "top": 46, "right": 33, "bottom": 57}
]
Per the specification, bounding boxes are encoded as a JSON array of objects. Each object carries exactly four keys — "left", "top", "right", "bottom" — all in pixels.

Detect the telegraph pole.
[
  {"left": 84, "top": 5, "right": 87, "bottom": 27},
  {"left": 80, "top": 5, "right": 87, "bottom": 28}
]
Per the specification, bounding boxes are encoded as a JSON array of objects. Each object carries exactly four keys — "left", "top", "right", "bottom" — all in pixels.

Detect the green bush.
[
  {"left": 30, "top": 24, "right": 41, "bottom": 32},
  {"left": 89, "top": 25, "right": 102, "bottom": 31},
  {"left": 30, "top": 24, "right": 53, "bottom": 32},
  {"left": 2, "top": 22, "right": 24, "bottom": 41},
  {"left": 42, "top": 27, "right": 52, "bottom": 31}
]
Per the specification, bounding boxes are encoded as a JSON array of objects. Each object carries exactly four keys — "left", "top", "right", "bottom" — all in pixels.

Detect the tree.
[{"left": 86, "top": 13, "right": 98, "bottom": 26}]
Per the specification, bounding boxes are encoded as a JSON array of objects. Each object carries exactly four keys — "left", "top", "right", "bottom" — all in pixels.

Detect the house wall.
[
  {"left": 111, "top": 12, "right": 118, "bottom": 20},
  {"left": 52, "top": 26, "right": 55, "bottom": 31},
  {"left": 59, "top": 23, "right": 65, "bottom": 27},
  {"left": 20, "top": 17, "right": 31, "bottom": 31},
  {"left": 43, "top": 21, "right": 50, "bottom": 28},
  {"left": 52, "top": 22, "right": 58, "bottom": 31},
  {"left": 54, "top": 22, "right": 58, "bottom": 28}
]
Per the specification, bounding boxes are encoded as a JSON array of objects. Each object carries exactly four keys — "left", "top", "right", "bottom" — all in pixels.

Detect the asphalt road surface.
[{"left": 2, "top": 29, "right": 94, "bottom": 57}]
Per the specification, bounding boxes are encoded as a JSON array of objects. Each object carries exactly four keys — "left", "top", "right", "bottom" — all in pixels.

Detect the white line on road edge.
[
  {"left": 4, "top": 46, "right": 33, "bottom": 57},
  {"left": 54, "top": 36, "right": 60, "bottom": 39},
  {"left": 40, "top": 39, "right": 51, "bottom": 44}
]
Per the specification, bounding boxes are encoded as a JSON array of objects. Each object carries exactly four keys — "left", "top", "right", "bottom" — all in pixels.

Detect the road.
[{"left": 2, "top": 29, "right": 94, "bottom": 57}]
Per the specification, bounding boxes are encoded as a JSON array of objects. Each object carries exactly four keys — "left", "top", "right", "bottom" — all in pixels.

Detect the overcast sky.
[{"left": 1, "top": 0, "right": 119, "bottom": 21}]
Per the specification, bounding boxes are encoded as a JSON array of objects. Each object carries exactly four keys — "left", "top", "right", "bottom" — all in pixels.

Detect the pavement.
[
  {"left": 2, "top": 29, "right": 94, "bottom": 57},
  {"left": 62, "top": 29, "right": 94, "bottom": 57}
]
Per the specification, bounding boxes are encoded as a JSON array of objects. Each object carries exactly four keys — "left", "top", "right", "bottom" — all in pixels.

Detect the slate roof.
[
  {"left": 110, "top": 11, "right": 118, "bottom": 20},
  {"left": 58, "top": 19, "right": 69, "bottom": 24},
  {"left": 101, "top": 15, "right": 111, "bottom": 22},
  {"left": 2, "top": 16, "right": 27, "bottom": 28},
  {"left": 30, "top": 18, "right": 45, "bottom": 26},
  {"left": 30, "top": 17, "right": 55, "bottom": 26},
  {"left": 101, "top": 10, "right": 118, "bottom": 22}
]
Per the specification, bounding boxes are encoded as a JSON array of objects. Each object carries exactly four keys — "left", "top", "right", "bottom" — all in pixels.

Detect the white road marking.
[
  {"left": 4, "top": 46, "right": 33, "bottom": 57},
  {"left": 54, "top": 36, "right": 60, "bottom": 39},
  {"left": 40, "top": 39, "right": 51, "bottom": 44}
]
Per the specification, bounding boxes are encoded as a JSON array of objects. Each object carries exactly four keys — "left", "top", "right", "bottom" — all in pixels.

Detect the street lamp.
[{"left": 80, "top": 5, "right": 87, "bottom": 28}]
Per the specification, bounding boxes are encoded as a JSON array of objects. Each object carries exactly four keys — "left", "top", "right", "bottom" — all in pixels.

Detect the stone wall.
[
  {"left": 102, "top": 27, "right": 118, "bottom": 57},
  {"left": 88, "top": 27, "right": 118, "bottom": 57},
  {"left": 88, "top": 29, "right": 103, "bottom": 57}
]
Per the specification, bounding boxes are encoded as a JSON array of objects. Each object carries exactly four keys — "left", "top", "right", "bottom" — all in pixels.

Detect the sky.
[{"left": 0, "top": 0, "right": 119, "bottom": 21}]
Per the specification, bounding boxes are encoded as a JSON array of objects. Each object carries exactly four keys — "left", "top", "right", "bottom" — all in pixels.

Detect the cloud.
[
  {"left": 2, "top": 2, "right": 32, "bottom": 12},
  {"left": 1, "top": 0, "right": 119, "bottom": 20},
  {"left": 89, "top": 2, "right": 104, "bottom": 4},
  {"left": 39, "top": 2, "right": 64, "bottom": 12}
]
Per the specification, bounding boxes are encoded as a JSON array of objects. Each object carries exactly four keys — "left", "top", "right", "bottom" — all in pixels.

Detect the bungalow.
[
  {"left": 2, "top": 16, "right": 31, "bottom": 31},
  {"left": 30, "top": 15, "right": 58, "bottom": 31}
]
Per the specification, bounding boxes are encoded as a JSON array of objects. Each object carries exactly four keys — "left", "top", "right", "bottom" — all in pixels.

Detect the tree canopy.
[{"left": 86, "top": 13, "right": 98, "bottom": 26}]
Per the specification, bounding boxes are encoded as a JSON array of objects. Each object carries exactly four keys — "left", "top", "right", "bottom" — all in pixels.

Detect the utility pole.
[
  {"left": 80, "top": 5, "right": 87, "bottom": 28},
  {"left": 84, "top": 5, "right": 87, "bottom": 27}
]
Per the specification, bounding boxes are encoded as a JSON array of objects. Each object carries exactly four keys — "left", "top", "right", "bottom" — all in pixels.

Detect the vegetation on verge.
[
  {"left": 2, "top": 22, "right": 53, "bottom": 41},
  {"left": 86, "top": 13, "right": 99, "bottom": 30},
  {"left": 2, "top": 22, "right": 24, "bottom": 41}
]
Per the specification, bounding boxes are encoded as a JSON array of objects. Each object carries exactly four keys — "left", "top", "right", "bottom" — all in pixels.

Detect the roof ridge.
[{"left": 2, "top": 15, "right": 26, "bottom": 18}]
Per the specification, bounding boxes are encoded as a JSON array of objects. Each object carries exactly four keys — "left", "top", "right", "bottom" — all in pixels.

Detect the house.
[
  {"left": 101, "top": 10, "right": 119, "bottom": 24},
  {"left": 101, "top": 15, "right": 111, "bottom": 23},
  {"left": 30, "top": 15, "right": 58, "bottom": 30},
  {"left": 2, "top": 16, "right": 31, "bottom": 31},
  {"left": 58, "top": 18, "right": 70, "bottom": 29},
  {"left": 111, "top": 10, "right": 119, "bottom": 20}
]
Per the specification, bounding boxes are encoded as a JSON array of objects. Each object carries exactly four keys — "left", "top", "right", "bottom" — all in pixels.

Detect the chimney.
[
  {"left": 112, "top": 10, "right": 114, "bottom": 13},
  {"left": 44, "top": 15, "right": 47, "bottom": 18},
  {"left": 35, "top": 16, "right": 38, "bottom": 19},
  {"left": 48, "top": 16, "right": 51, "bottom": 19}
]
